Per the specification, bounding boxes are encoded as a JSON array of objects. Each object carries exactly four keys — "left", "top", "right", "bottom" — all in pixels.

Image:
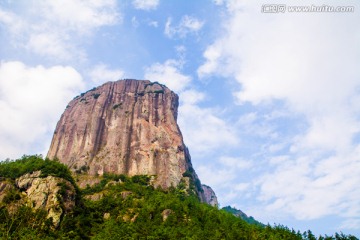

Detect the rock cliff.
[
  {"left": 201, "top": 184, "right": 218, "bottom": 207},
  {"left": 0, "top": 171, "right": 76, "bottom": 227},
  {"left": 47, "top": 79, "right": 205, "bottom": 199}
]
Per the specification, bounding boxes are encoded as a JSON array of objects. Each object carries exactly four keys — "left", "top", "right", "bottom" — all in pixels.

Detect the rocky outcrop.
[
  {"left": 202, "top": 184, "right": 218, "bottom": 207},
  {"left": 0, "top": 180, "right": 14, "bottom": 203},
  {"left": 0, "top": 171, "right": 76, "bottom": 227},
  {"left": 161, "top": 209, "right": 173, "bottom": 221},
  {"left": 84, "top": 192, "right": 105, "bottom": 201},
  {"left": 47, "top": 79, "right": 204, "bottom": 199}
]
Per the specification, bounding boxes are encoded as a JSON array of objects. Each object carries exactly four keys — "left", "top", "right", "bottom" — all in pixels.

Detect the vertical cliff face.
[{"left": 47, "top": 80, "right": 203, "bottom": 197}]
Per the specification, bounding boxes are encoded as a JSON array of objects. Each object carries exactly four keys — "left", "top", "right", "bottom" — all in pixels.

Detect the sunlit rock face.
[
  {"left": 202, "top": 184, "right": 218, "bottom": 207},
  {"left": 47, "top": 79, "right": 204, "bottom": 198},
  {"left": 0, "top": 171, "right": 76, "bottom": 228}
]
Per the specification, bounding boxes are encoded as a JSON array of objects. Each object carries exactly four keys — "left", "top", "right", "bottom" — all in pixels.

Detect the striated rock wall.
[
  {"left": 47, "top": 80, "right": 203, "bottom": 197},
  {"left": 202, "top": 184, "right": 218, "bottom": 207}
]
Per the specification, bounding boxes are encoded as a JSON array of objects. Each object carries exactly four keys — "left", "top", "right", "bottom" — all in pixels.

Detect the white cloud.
[
  {"left": 132, "top": 0, "right": 159, "bottom": 11},
  {"left": 198, "top": 164, "right": 236, "bottom": 188},
  {"left": 144, "top": 59, "right": 191, "bottom": 93},
  {"left": 0, "top": 0, "right": 120, "bottom": 61},
  {"left": 175, "top": 45, "right": 186, "bottom": 58},
  {"left": 196, "top": 155, "right": 253, "bottom": 205},
  {"left": 179, "top": 89, "right": 205, "bottom": 105},
  {"left": 257, "top": 149, "right": 360, "bottom": 221},
  {"left": 0, "top": 61, "right": 85, "bottom": 160},
  {"left": 131, "top": 16, "right": 139, "bottom": 28},
  {"left": 219, "top": 156, "right": 253, "bottom": 170},
  {"left": 89, "top": 64, "right": 125, "bottom": 85},
  {"left": 213, "top": 0, "right": 224, "bottom": 5},
  {"left": 147, "top": 20, "right": 158, "bottom": 28},
  {"left": 178, "top": 103, "right": 238, "bottom": 156},
  {"left": 234, "top": 182, "right": 250, "bottom": 192},
  {"left": 165, "top": 15, "right": 204, "bottom": 38},
  {"left": 236, "top": 112, "right": 279, "bottom": 139},
  {"left": 198, "top": 0, "right": 360, "bottom": 229},
  {"left": 36, "top": 0, "right": 119, "bottom": 34},
  {"left": 197, "top": 44, "right": 223, "bottom": 78},
  {"left": 26, "top": 32, "right": 75, "bottom": 61},
  {"left": 0, "top": 8, "right": 25, "bottom": 36},
  {"left": 340, "top": 218, "right": 360, "bottom": 230}
]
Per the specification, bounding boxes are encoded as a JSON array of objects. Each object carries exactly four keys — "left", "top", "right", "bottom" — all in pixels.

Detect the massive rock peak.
[{"left": 47, "top": 79, "right": 203, "bottom": 196}]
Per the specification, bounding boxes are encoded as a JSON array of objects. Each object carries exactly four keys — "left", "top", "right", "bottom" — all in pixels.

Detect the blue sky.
[{"left": 0, "top": 0, "right": 359, "bottom": 237}]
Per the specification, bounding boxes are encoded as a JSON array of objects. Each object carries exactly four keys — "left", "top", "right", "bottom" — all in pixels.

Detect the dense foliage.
[
  {"left": 0, "top": 156, "right": 358, "bottom": 240},
  {"left": 0, "top": 155, "right": 74, "bottom": 185},
  {"left": 222, "top": 206, "right": 263, "bottom": 226}
]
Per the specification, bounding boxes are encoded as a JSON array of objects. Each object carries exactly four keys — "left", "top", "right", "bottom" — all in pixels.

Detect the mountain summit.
[{"left": 47, "top": 79, "right": 209, "bottom": 200}]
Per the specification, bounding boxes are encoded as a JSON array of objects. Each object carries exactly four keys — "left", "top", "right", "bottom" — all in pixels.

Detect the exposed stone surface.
[
  {"left": 105, "top": 180, "right": 120, "bottom": 188},
  {"left": 161, "top": 209, "right": 173, "bottom": 221},
  {"left": 121, "top": 191, "right": 133, "bottom": 199},
  {"left": 122, "top": 208, "right": 138, "bottom": 222},
  {"left": 0, "top": 172, "right": 76, "bottom": 227},
  {"left": 16, "top": 170, "right": 42, "bottom": 190},
  {"left": 84, "top": 192, "right": 105, "bottom": 201},
  {"left": 104, "top": 212, "right": 111, "bottom": 220},
  {"left": 202, "top": 184, "right": 218, "bottom": 207},
  {"left": 47, "top": 79, "right": 205, "bottom": 199},
  {"left": 15, "top": 172, "right": 76, "bottom": 227},
  {"left": 76, "top": 174, "right": 102, "bottom": 189},
  {"left": 0, "top": 180, "right": 15, "bottom": 202}
]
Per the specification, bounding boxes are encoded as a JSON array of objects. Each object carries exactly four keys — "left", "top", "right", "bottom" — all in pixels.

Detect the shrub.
[
  {"left": 112, "top": 103, "right": 122, "bottom": 109},
  {"left": 92, "top": 93, "right": 101, "bottom": 99},
  {"left": 0, "top": 155, "right": 75, "bottom": 185},
  {"left": 2, "top": 189, "right": 21, "bottom": 204}
]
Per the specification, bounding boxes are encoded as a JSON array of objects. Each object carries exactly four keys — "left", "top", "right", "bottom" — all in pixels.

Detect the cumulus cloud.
[
  {"left": 197, "top": 44, "right": 223, "bottom": 79},
  {"left": 0, "top": 0, "right": 120, "bottom": 61},
  {"left": 26, "top": 32, "right": 76, "bottom": 60},
  {"left": 131, "top": 16, "right": 140, "bottom": 28},
  {"left": 178, "top": 103, "right": 238, "bottom": 156},
  {"left": 36, "top": 0, "right": 119, "bottom": 33},
  {"left": 147, "top": 20, "right": 158, "bottom": 28},
  {"left": 144, "top": 59, "right": 191, "bottom": 93},
  {"left": 179, "top": 89, "right": 206, "bottom": 105},
  {"left": 89, "top": 64, "right": 125, "bottom": 85},
  {"left": 219, "top": 156, "right": 253, "bottom": 170},
  {"left": 197, "top": 164, "right": 237, "bottom": 190},
  {"left": 213, "top": 0, "right": 225, "bottom": 5},
  {"left": 165, "top": 15, "right": 204, "bottom": 38},
  {"left": 198, "top": 0, "right": 360, "bottom": 229},
  {"left": 132, "top": 0, "right": 159, "bottom": 11},
  {"left": 0, "top": 61, "right": 85, "bottom": 160},
  {"left": 196, "top": 155, "right": 254, "bottom": 206},
  {"left": 340, "top": 218, "right": 360, "bottom": 230},
  {"left": 0, "top": 8, "right": 25, "bottom": 36},
  {"left": 257, "top": 149, "right": 360, "bottom": 221}
]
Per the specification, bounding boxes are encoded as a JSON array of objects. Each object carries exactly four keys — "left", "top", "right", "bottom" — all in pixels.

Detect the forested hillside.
[{"left": 0, "top": 156, "right": 358, "bottom": 240}]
